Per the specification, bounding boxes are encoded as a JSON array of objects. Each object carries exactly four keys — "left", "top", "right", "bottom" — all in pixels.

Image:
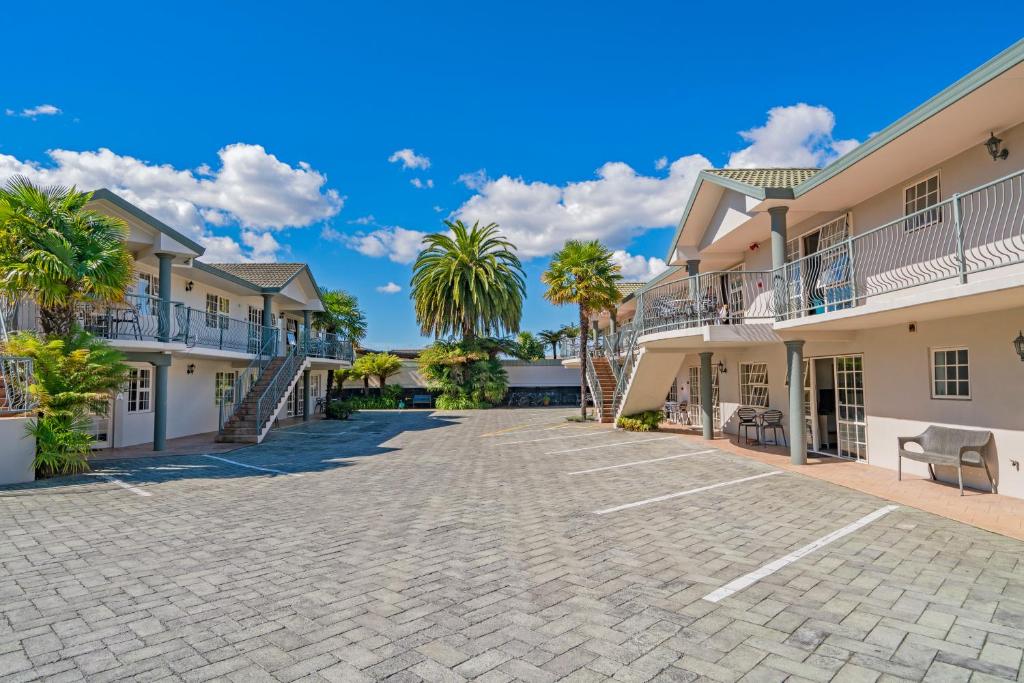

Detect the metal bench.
[
  {"left": 411, "top": 394, "right": 433, "bottom": 408},
  {"left": 898, "top": 425, "right": 995, "bottom": 496}
]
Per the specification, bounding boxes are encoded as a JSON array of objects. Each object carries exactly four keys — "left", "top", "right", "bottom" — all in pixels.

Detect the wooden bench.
[
  {"left": 898, "top": 425, "right": 995, "bottom": 496},
  {"left": 411, "top": 394, "right": 433, "bottom": 409}
]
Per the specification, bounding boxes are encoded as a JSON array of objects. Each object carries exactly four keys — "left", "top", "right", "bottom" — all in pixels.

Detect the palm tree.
[
  {"left": 411, "top": 221, "right": 526, "bottom": 341},
  {"left": 354, "top": 352, "right": 403, "bottom": 388},
  {"left": 313, "top": 288, "right": 367, "bottom": 400},
  {"left": 0, "top": 178, "right": 134, "bottom": 336},
  {"left": 542, "top": 241, "right": 622, "bottom": 419},
  {"left": 538, "top": 329, "right": 563, "bottom": 359}
]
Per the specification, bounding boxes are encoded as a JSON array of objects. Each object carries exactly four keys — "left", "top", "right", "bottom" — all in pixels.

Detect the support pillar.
[
  {"left": 156, "top": 253, "right": 173, "bottom": 342},
  {"left": 153, "top": 363, "right": 168, "bottom": 451},
  {"left": 686, "top": 259, "right": 701, "bottom": 277},
  {"left": 786, "top": 340, "right": 806, "bottom": 465},
  {"left": 769, "top": 206, "right": 788, "bottom": 315},
  {"left": 262, "top": 293, "right": 276, "bottom": 355},
  {"left": 699, "top": 351, "right": 713, "bottom": 440},
  {"left": 687, "top": 259, "right": 700, "bottom": 298},
  {"left": 302, "top": 310, "right": 312, "bottom": 422}
]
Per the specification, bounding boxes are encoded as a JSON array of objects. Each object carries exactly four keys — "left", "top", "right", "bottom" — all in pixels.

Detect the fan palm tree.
[
  {"left": 354, "top": 352, "right": 403, "bottom": 388},
  {"left": 0, "top": 178, "right": 134, "bottom": 336},
  {"left": 542, "top": 241, "right": 622, "bottom": 419},
  {"left": 313, "top": 288, "right": 367, "bottom": 400},
  {"left": 538, "top": 329, "right": 563, "bottom": 359},
  {"left": 411, "top": 221, "right": 526, "bottom": 341}
]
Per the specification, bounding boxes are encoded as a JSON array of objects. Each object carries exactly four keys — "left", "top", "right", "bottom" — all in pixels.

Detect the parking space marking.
[
  {"left": 702, "top": 504, "right": 899, "bottom": 603},
  {"left": 567, "top": 450, "right": 716, "bottom": 474},
  {"left": 482, "top": 423, "right": 579, "bottom": 438},
  {"left": 200, "top": 455, "right": 303, "bottom": 476},
  {"left": 593, "top": 471, "right": 781, "bottom": 514},
  {"left": 547, "top": 436, "right": 675, "bottom": 454},
  {"left": 481, "top": 418, "right": 575, "bottom": 437},
  {"left": 497, "top": 430, "right": 607, "bottom": 446},
  {"left": 90, "top": 474, "right": 152, "bottom": 497}
]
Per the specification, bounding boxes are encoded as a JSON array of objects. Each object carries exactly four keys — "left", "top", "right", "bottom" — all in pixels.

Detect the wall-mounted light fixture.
[
  {"left": 985, "top": 132, "right": 1009, "bottom": 161},
  {"left": 185, "top": 280, "right": 194, "bottom": 292},
  {"left": 186, "top": 363, "right": 196, "bottom": 375},
  {"left": 716, "top": 360, "right": 727, "bottom": 374},
  {"left": 1014, "top": 330, "right": 1024, "bottom": 362}
]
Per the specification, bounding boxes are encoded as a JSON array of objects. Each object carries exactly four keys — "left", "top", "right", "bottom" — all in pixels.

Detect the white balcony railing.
[{"left": 637, "top": 270, "right": 775, "bottom": 335}]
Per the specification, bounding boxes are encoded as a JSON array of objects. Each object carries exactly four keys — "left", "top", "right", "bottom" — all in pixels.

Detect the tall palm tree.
[
  {"left": 313, "top": 288, "right": 367, "bottom": 400},
  {"left": 542, "top": 241, "right": 622, "bottom": 419},
  {"left": 0, "top": 178, "right": 134, "bottom": 336},
  {"left": 538, "top": 329, "right": 563, "bottom": 359},
  {"left": 411, "top": 221, "right": 525, "bottom": 341}
]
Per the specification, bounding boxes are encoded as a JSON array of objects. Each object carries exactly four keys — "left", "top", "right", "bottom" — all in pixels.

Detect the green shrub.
[
  {"left": 28, "top": 412, "right": 94, "bottom": 476},
  {"left": 435, "top": 394, "right": 488, "bottom": 410},
  {"left": 325, "top": 400, "right": 354, "bottom": 420},
  {"left": 418, "top": 338, "right": 509, "bottom": 408},
  {"left": 617, "top": 410, "right": 662, "bottom": 432}
]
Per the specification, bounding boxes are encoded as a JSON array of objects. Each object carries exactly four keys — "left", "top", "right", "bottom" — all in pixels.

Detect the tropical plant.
[
  {"left": 411, "top": 221, "right": 526, "bottom": 341},
  {"left": 418, "top": 338, "right": 508, "bottom": 408},
  {"left": 537, "top": 329, "right": 563, "bottom": 359},
  {"left": 313, "top": 288, "right": 367, "bottom": 401},
  {"left": 542, "top": 240, "right": 622, "bottom": 419},
  {"left": 27, "top": 412, "right": 95, "bottom": 476},
  {"left": 353, "top": 352, "right": 403, "bottom": 388},
  {"left": 616, "top": 410, "right": 662, "bottom": 432},
  {"left": 513, "top": 332, "right": 545, "bottom": 361},
  {"left": 0, "top": 178, "right": 134, "bottom": 336}
]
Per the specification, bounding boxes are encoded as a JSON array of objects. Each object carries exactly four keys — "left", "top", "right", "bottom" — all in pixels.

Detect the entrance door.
[
  {"left": 834, "top": 355, "right": 867, "bottom": 461},
  {"left": 687, "top": 365, "right": 720, "bottom": 427},
  {"left": 247, "top": 306, "right": 264, "bottom": 354}
]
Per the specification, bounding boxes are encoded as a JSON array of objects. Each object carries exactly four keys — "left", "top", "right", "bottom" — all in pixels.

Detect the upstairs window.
[{"left": 904, "top": 174, "right": 941, "bottom": 232}]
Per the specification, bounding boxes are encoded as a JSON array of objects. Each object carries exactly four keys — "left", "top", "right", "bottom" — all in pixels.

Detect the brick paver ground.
[{"left": 1, "top": 408, "right": 1022, "bottom": 682}]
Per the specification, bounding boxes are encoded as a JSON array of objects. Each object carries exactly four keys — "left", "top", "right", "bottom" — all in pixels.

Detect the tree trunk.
[
  {"left": 362, "top": 376, "right": 369, "bottom": 396},
  {"left": 325, "top": 369, "right": 335, "bottom": 402},
  {"left": 39, "top": 302, "right": 76, "bottom": 338},
  {"left": 579, "top": 305, "right": 589, "bottom": 421},
  {"left": 551, "top": 342, "right": 558, "bottom": 359}
]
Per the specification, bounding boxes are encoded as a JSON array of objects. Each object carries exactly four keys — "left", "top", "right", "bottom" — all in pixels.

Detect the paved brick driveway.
[{"left": 1, "top": 409, "right": 1023, "bottom": 682}]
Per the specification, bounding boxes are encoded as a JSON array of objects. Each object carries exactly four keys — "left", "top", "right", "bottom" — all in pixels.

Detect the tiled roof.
[
  {"left": 616, "top": 282, "right": 645, "bottom": 297},
  {"left": 201, "top": 263, "right": 307, "bottom": 289},
  {"left": 707, "top": 168, "right": 819, "bottom": 189}
]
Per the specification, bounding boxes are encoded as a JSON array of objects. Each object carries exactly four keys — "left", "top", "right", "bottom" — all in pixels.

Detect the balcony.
[{"left": 636, "top": 270, "right": 775, "bottom": 336}]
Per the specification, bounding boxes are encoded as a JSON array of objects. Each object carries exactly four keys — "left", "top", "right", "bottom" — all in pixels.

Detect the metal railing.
[
  {"left": 301, "top": 330, "right": 355, "bottom": 362},
  {"left": 558, "top": 336, "right": 580, "bottom": 359},
  {"left": 777, "top": 167, "right": 1024, "bottom": 320},
  {"left": 255, "top": 346, "right": 306, "bottom": 436},
  {"left": 217, "top": 331, "right": 280, "bottom": 431},
  {"left": 637, "top": 270, "right": 774, "bottom": 335},
  {"left": 584, "top": 353, "right": 603, "bottom": 414},
  {"left": 0, "top": 357, "right": 37, "bottom": 415}
]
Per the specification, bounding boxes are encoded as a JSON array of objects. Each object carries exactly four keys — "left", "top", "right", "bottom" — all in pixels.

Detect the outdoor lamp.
[
  {"left": 1014, "top": 330, "right": 1024, "bottom": 361},
  {"left": 185, "top": 280, "right": 194, "bottom": 292},
  {"left": 985, "top": 132, "right": 1009, "bottom": 161},
  {"left": 717, "top": 360, "right": 727, "bottom": 374}
]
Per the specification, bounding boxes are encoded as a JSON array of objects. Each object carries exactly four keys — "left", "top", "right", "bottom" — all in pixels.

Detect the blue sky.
[{"left": 2, "top": 2, "right": 1022, "bottom": 348}]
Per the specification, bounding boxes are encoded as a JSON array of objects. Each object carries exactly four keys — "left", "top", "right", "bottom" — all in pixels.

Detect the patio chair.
[
  {"left": 736, "top": 407, "right": 760, "bottom": 445},
  {"left": 759, "top": 409, "right": 786, "bottom": 447},
  {"left": 664, "top": 401, "right": 681, "bottom": 424}
]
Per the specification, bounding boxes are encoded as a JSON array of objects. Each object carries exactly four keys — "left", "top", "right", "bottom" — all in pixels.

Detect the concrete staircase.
[
  {"left": 590, "top": 356, "right": 618, "bottom": 423},
  {"left": 217, "top": 354, "right": 309, "bottom": 444}
]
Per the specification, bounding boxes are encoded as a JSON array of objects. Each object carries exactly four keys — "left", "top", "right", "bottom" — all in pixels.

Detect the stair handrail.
[
  {"left": 217, "top": 327, "right": 279, "bottom": 431},
  {"left": 584, "top": 353, "right": 603, "bottom": 418},
  {"left": 0, "top": 356, "right": 37, "bottom": 415},
  {"left": 610, "top": 325, "right": 641, "bottom": 419},
  {"left": 254, "top": 345, "right": 307, "bottom": 435}
]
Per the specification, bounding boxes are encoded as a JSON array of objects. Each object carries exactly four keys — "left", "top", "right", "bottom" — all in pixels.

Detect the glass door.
[
  {"left": 247, "top": 306, "right": 263, "bottom": 354},
  {"left": 834, "top": 355, "right": 866, "bottom": 461},
  {"left": 687, "top": 364, "right": 720, "bottom": 427}
]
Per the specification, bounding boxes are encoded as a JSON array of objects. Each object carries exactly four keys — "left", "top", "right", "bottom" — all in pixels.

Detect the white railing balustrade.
[
  {"left": 638, "top": 270, "right": 774, "bottom": 335},
  {"left": 0, "top": 357, "right": 37, "bottom": 415}
]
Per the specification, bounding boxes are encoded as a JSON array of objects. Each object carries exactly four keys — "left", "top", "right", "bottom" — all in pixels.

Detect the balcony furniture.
[
  {"left": 758, "top": 409, "right": 787, "bottom": 447},
  {"left": 736, "top": 407, "right": 760, "bottom": 446},
  {"left": 664, "top": 401, "right": 681, "bottom": 424},
  {"left": 677, "top": 401, "right": 690, "bottom": 425},
  {"left": 897, "top": 426, "right": 995, "bottom": 496},
  {"left": 411, "top": 394, "right": 433, "bottom": 409}
]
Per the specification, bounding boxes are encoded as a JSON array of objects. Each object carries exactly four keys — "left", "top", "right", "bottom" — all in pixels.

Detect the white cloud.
[
  {"left": 432, "top": 205, "right": 444, "bottom": 213},
  {"left": 410, "top": 177, "right": 434, "bottom": 189},
  {"left": 376, "top": 282, "right": 402, "bottom": 294},
  {"left": 611, "top": 250, "right": 668, "bottom": 282},
  {"left": 348, "top": 214, "right": 375, "bottom": 225},
  {"left": 0, "top": 144, "right": 341, "bottom": 262},
  {"left": 453, "top": 155, "right": 710, "bottom": 258},
  {"left": 728, "top": 103, "right": 858, "bottom": 168},
  {"left": 654, "top": 156, "right": 668, "bottom": 170},
  {"left": 7, "top": 104, "right": 61, "bottom": 118},
  {"left": 388, "top": 148, "right": 431, "bottom": 170},
  {"left": 330, "top": 226, "right": 428, "bottom": 264},
  {"left": 457, "top": 169, "right": 489, "bottom": 190}
]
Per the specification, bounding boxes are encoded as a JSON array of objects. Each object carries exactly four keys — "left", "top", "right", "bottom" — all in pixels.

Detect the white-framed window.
[
  {"left": 126, "top": 367, "right": 152, "bottom": 413},
  {"left": 904, "top": 174, "right": 941, "bottom": 232},
  {"left": 666, "top": 378, "right": 678, "bottom": 403},
  {"left": 132, "top": 272, "right": 160, "bottom": 314},
  {"left": 215, "top": 371, "right": 237, "bottom": 406},
  {"left": 206, "top": 294, "right": 230, "bottom": 328},
  {"left": 931, "top": 347, "right": 970, "bottom": 399},
  {"left": 739, "top": 362, "right": 769, "bottom": 408}
]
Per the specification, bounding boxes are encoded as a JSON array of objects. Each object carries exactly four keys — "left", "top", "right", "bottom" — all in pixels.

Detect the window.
[
  {"left": 215, "top": 371, "right": 237, "bottom": 406},
  {"left": 133, "top": 272, "right": 160, "bottom": 314},
  {"left": 931, "top": 347, "right": 969, "bottom": 399},
  {"left": 127, "top": 367, "right": 151, "bottom": 413},
  {"left": 739, "top": 362, "right": 769, "bottom": 408},
  {"left": 904, "top": 174, "right": 941, "bottom": 232},
  {"left": 206, "top": 294, "right": 230, "bottom": 328},
  {"left": 666, "top": 378, "right": 678, "bottom": 403}
]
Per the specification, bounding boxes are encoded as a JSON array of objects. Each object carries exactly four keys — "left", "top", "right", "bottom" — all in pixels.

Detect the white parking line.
[
  {"left": 593, "top": 471, "right": 781, "bottom": 514},
  {"left": 200, "top": 455, "right": 302, "bottom": 477},
  {"left": 497, "top": 431, "right": 607, "bottom": 446},
  {"left": 702, "top": 504, "right": 900, "bottom": 603},
  {"left": 547, "top": 436, "right": 675, "bottom": 455},
  {"left": 482, "top": 424, "right": 577, "bottom": 438},
  {"left": 567, "top": 450, "right": 716, "bottom": 475},
  {"left": 90, "top": 474, "right": 152, "bottom": 497}
]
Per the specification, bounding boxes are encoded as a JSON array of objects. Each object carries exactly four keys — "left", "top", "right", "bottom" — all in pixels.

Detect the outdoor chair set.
[
  {"left": 736, "top": 407, "right": 787, "bottom": 447},
  {"left": 647, "top": 294, "right": 725, "bottom": 330}
]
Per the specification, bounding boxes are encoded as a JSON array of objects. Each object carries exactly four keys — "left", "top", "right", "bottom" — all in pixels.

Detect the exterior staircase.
[
  {"left": 217, "top": 351, "right": 310, "bottom": 444},
  {"left": 588, "top": 355, "right": 618, "bottom": 423}
]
